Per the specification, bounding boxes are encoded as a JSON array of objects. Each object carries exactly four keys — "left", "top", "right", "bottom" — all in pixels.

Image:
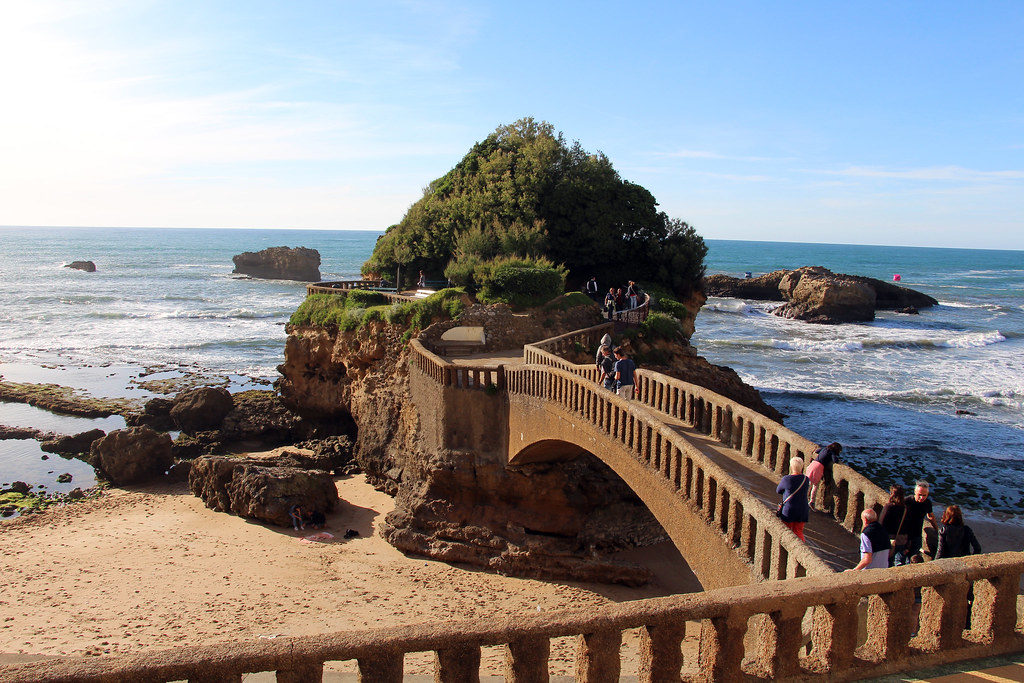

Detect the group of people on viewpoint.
[
  {"left": 776, "top": 443, "right": 982, "bottom": 571},
  {"left": 584, "top": 277, "right": 641, "bottom": 318}
]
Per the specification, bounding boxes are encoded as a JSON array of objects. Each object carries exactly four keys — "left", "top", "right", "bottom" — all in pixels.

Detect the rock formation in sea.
[
  {"left": 232, "top": 246, "right": 321, "bottom": 281},
  {"left": 704, "top": 266, "right": 938, "bottom": 324},
  {"left": 276, "top": 295, "right": 784, "bottom": 585},
  {"left": 64, "top": 260, "right": 96, "bottom": 272}
]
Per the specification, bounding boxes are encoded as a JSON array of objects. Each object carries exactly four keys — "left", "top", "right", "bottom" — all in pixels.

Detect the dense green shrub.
[
  {"left": 640, "top": 312, "right": 684, "bottom": 341},
  {"left": 658, "top": 297, "right": 691, "bottom": 321},
  {"left": 477, "top": 256, "right": 567, "bottom": 310},
  {"left": 345, "top": 289, "right": 389, "bottom": 308},
  {"left": 362, "top": 118, "right": 706, "bottom": 298},
  {"left": 543, "top": 292, "right": 595, "bottom": 312}
]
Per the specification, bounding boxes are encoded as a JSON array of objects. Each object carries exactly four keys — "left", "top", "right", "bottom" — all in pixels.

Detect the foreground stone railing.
[
  {"left": 507, "top": 363, "right": 832, "bottom": 582},
  {"left": 524, "top": 323, "right": 890, "bottom": 537},
  {"left": 4, "top": 553, "right": 1021, "bottom": 682}
]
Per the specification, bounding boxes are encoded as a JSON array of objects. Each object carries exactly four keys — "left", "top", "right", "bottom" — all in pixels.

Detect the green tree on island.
[{"left": 362, "top": 118, "right": 706, "bottom": 301}]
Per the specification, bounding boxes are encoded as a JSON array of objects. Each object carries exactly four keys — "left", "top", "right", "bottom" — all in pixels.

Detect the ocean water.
[
  {"left": 695, "top": 240, "right": 1024, "bottom": 516},
  {"left": 1, "top": 228, "right": 1022, "bottom": 516}
]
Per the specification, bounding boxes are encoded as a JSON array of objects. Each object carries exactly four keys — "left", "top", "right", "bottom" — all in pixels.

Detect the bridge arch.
[{"left": 508, "top": 390, "right": 757, "bottom": 589}]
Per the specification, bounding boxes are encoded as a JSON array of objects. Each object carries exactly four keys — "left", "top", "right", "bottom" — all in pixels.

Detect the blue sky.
[{"left": 1, "top": 1, "right": 1021, "bottom": 248}]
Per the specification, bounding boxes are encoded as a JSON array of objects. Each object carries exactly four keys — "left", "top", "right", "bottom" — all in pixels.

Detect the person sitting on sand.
[
  {"left": 306, "top": 509, "right": 327, "bottom": 530},
  {"left": 289, "top": 504, "right": 305, "bottom": 531}
]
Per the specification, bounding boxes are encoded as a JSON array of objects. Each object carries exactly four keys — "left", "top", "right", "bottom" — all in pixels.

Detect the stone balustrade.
[
  {"left": 409, "top": 339, "right": 504, "bottom": 391},
  {"left": 525, "top": 324, "right": 891, "bottom": 538},
  {"left": 306, "top": 280, "right": 409, "bottom": 304},
  {"left": 506, "top": 364, "right": 832, "bottom": 582},
  {"left": 611, "top": 292, "right": 652, "bottom": 324},
  {"left": 4, "top": 553, "right": 1020, "bottom": 682}
]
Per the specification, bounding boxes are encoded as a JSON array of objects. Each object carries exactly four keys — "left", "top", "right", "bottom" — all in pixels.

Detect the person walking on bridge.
[
  {"left": 626, "top": 281, "right": 638, "bottom": 309},
  {"left": 776, "top": 457, "right": 810, "bottom": 541},
  {"left": 613, "top": 346, "right": 635, "bottom": 400},
  {"left": 603, "top": 288, "right": 616, "bottom": 318},
  {"left": 586, "top": 276, "right": 599, "bottom": 300},
  {"left": 597, "top": 345, "right": 616, "bottom": 391}
]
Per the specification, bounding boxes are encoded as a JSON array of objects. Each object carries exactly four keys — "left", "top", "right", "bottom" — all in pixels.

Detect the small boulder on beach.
[
  {"left": 232, "top": 246, "right": 321, "bottom": 281},
  {"left": 41, "top": 428, "right": 106, "bottom": 457},
  {"left": 89, "top": 426, "right": 173, "bottom": 485},
  {"left": 65, "top": 261, "right": 97, "bottom": 272}
]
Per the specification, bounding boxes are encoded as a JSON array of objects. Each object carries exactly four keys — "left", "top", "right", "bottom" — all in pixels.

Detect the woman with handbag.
[
  {"left": 879, "top": 485, "right": 909, "bottom": 566},
  {"left": 776, "top": 457, "right": 811, "bottom": 541}
]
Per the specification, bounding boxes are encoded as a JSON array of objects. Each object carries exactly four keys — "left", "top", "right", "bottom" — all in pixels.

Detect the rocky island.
[
  {"left": 705, "top": 265, "right": 938, "bottom": 323},
  {"left": 232, "top": 246, "right": 321, "bottom": 281}
]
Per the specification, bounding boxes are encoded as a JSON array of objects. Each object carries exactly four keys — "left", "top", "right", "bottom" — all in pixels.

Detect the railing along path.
[{"left": 4, "top": 554, "right": 1021, "bottom": 682}]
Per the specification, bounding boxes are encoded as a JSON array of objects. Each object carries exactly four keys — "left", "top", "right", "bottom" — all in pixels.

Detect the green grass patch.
[{"left": 542, "top": 291, "right": 595, "bottom": 312}]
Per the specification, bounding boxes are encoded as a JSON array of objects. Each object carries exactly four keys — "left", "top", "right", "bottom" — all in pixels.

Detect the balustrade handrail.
[
  {"left": 4, "top": 553, "right": 1021, "bottom": 682},
  {"left": 610, "top": 291, "right": 652, "bottom": 323},
  {"left": 506, "top": 363, "right": 832, "bottom": 580},
  {"left": 524, "top": 327, "right": 891, "bottom": 535}
]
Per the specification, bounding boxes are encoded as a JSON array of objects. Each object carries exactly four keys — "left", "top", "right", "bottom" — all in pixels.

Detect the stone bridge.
[
  {"left": 411, "top": 322, "right": 884, "bottom": 589},
  {"left": 5, "top": 321, "right": 1024, "bottom": 682}
]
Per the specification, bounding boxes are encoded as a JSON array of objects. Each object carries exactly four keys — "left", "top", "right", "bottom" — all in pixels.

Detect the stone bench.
[{"left": 436, "top": 326, "right": 485, "bottom": 356}]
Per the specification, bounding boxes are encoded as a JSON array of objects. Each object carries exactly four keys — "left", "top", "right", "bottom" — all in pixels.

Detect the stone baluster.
[
  {"left": 741, "top": 514, "right": 757, "bottom": 563},
  {"left": 357, "top": 653, "right": 404, "bottom": 682},
  {"left": 753, "top": 605, "right": 806, "bottom": 679},
  {"left": 863, "top": 589, "right": 915, "bottom": 662},
  {"left": 918, "top": 579, "right": 970, "bottom": 650},
  {"left": 638, "top": 622, "right": 686, "bottom": 682},
  {"left": 698, "top": 612, "right": 747, "bottom": 682},
  {"left": 971, "top": 571, "right": 1022, "bottom": 644},
  {"left": 276, "top": 663, "right": 324, "bottom": 682},
  {"left": 435, "top": 645, "right": 482, "bottom": 682},
  {"left": 576, "top": 630, "right": 621, "bottom": 682},
  {"left": 810, "top": 598, "right": 859, "bottom": 674},
  {"left": 504, "top": 636, "right": 550, "bottom": 682}
]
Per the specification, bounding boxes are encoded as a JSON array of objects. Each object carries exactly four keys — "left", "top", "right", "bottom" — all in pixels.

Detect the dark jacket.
[
  {"left": 776, "top": 474, "right": 810, "bottom": 523},
  {"left": 879, "top": 503, "right": 909, "bottom": 537},
  {"left": 862, "top": 521, "right": 891, "bottom": 554},
  {"left": 936, "top": 524, "right": 981, "bottom": 559}
]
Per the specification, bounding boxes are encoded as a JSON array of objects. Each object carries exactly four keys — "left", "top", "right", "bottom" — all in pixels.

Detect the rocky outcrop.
[
  {"left": 774, "top": 267, "right": 877, "bottom": 324},
  {"left": 704, "top": 266, "right": 938, "bottom": 324},
  {"left": 40, "top": 428, "right": 105, "bottom": 457},
  {"left": 232, "top": 246, "right": 321, "bottom": 281},
  {"left": 170, "top": 387, "right": 234, "bottom": 433},
  {"left": 89, "top": 427, "right": 173, "bottom": 485},
  {"left": 189, "top": 452, "right": 339, "bottom": 527},
  {"left": 65, "top": 261, "right": 96, "bottom": 272}
]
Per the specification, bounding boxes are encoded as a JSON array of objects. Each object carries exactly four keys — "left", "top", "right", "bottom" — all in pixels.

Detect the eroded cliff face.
[{"left": 277, "top": 305, "right": 669, "bottom": 585}]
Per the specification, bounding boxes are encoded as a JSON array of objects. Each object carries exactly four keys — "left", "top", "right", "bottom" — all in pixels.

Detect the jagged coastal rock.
[
  {"left": 232, "top": 246, "right": 321, "bottom": 281},
  {"left": 89, "top": 426, "right": 173, "bottom": 485},
  {"left": 189, "top": 452, "right": 340, "bottom": 527},
  {"left": 64, "top": 260, "right": 96, "bottom": 272},
  {"left": 40, "top": 428, "right": 106, "bottom": 457},
  {"left": 704, "top": 266, "right": 938, "bottom": 324},
  {"left": 169, "top": 387, "right": 234, "bottom": 432}
]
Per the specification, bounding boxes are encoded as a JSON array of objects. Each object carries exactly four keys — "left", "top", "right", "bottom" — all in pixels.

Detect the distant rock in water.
[
  {"left": 704, "top": 266, "right": 938, "bottom": 324},
  {"left": 232, "top": 246, "right": 320, "bottom": 281},
  {"left": 65, "top": 261, "right": 96, "bottom": 272}
]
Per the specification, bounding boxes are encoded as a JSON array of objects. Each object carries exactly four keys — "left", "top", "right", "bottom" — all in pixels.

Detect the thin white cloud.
[
  {"left": 814, "top": 165, "right": 1024, "bottom": 182},
  {"left": 654, "top": 149, "right": 780, "bottom": 162}
]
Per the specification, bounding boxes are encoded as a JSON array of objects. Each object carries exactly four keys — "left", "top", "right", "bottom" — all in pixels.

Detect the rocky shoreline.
[{"left": 704, "top": 266, "right": 938, "bottom": 324}]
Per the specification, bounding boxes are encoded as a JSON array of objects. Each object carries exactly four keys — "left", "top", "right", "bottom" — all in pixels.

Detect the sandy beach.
[{"left": 0, "top": 470, "right": 706, "bottom": 677}]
